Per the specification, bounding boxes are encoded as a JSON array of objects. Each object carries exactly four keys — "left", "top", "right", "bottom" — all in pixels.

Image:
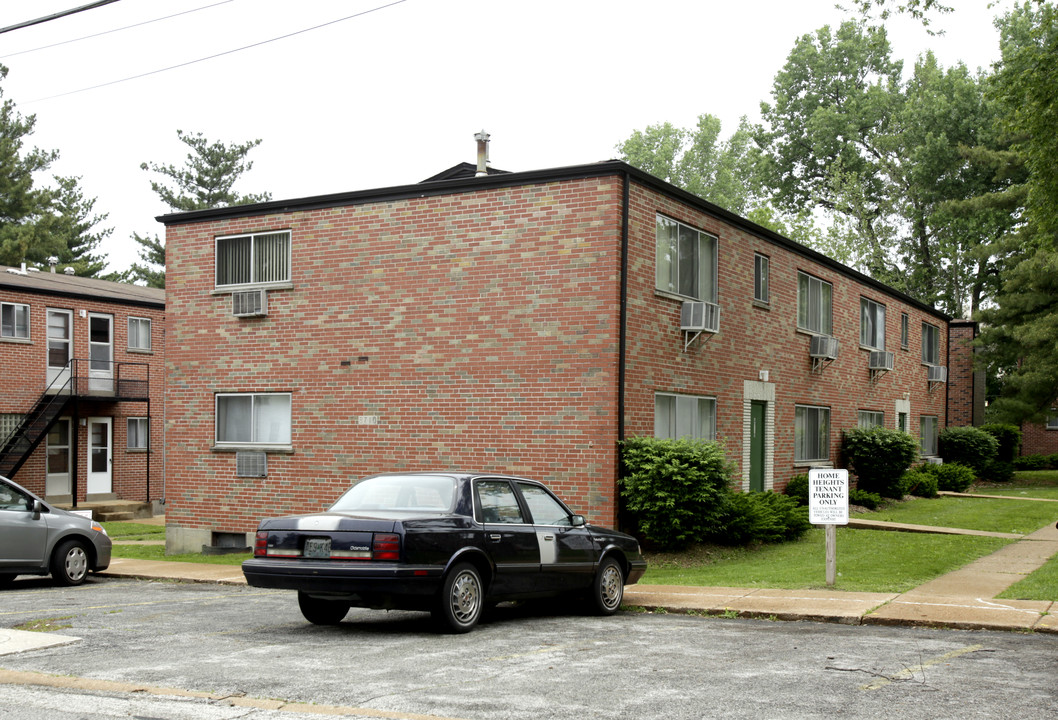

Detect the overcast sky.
[{"left": 1, "top": 0, "right": 1008, "bottom": 274}]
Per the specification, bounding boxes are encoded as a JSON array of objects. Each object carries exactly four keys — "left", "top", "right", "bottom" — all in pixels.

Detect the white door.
[
  {"left": 87, "top": 417, "right": 112, "bottom": 495},
  {"left": 45, "top": 418, "right": 72, "bottom": 497},
  {"left": 88, "top": 314, "right": 113, "bottom": 393},
  {"left": 46, "top": 309, "right": 73, "bottom": 388}
]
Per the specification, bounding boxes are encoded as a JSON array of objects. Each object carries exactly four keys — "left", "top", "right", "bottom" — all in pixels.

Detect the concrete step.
[
  {"left": 97, "top": 511, "right": 136, "bottom": 522},
  {"left": 55, "top": 500, "right": 154, "bottom": 522}
]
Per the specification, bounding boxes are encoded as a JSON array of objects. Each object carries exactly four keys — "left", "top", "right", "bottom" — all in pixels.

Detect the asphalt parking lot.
[{"left": 1, "top": 577, "right": 1056, "bottom": 719}]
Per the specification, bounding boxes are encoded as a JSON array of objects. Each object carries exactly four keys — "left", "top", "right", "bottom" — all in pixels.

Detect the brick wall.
[
  {"left": 164, "top": 177, "right": 627, "bottom": 542},
  {"left": 0, "top": 283, "right": 165, "bottom": 503}
]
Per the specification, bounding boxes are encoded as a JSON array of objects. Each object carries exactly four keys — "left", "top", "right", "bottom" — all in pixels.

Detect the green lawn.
[
  {"left": 110, "top": 543, "right": 248, "bottom": 565},
  {"left": 972, "top": 471, "right": 1058, "bottom": 500},
  {"left": 641, "top": 528, "right": 1012, "bottom": 593},
  {"left": 998, "top": 553, "right": 1058, "bottom": 601},
  {"left": 102, "top": 522, "right": 166, "bottom": 541},
  {"left": 851, "top": 495, "right": 1058, "bottom": 535}
]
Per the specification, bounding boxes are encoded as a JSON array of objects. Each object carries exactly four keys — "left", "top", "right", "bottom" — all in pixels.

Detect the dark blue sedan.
[{"left": 242, "top": 472, "right": 646, "bottom": 632}]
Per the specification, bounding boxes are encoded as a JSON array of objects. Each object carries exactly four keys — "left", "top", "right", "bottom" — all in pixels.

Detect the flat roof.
[{"left": 0, "top": 267, "right": 165, "bottom": 309}]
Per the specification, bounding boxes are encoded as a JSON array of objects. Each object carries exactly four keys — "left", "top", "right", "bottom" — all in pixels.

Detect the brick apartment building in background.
[
  {"left": 0, "top": 265, "right": 164, "bottom": 509},
  {"left": 159, "top": 155, "right": 980, "bottom": 553}
]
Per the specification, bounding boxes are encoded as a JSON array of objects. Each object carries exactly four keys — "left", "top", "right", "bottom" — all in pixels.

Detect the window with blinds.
[{"left": 215, "top": 231, "right": 291, "bottom": 288}]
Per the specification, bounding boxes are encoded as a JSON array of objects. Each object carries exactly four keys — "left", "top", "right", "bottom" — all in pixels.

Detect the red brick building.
[
  {"left": 0, "top": 266, "right": 165, "bottom": 509},
  {"left": 160, "top": 160, "right": 977, "bottom": 552}
]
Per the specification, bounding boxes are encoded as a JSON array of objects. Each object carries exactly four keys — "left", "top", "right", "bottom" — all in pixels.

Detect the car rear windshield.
[{"left": 330, "top": 475, "right": 457, "bottom": 513}]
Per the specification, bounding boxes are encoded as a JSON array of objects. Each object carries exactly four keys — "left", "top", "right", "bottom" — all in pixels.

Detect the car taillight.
[
  {"left": 254, "top": 531, "right": 268, "bottom": 557},
  {"left": 372, "top": 533, "right": 400, "bottom": 561}
]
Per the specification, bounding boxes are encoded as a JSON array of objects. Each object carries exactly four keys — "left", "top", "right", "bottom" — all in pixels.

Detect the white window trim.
[
  {"left": 0, "top": 302, "right": 30, "bottom": 340},
  {"left": 754, "top": 253, "right": 770, "bottom": 304},
  {"left": 920, "top": 415, "right": 939, "bottom": 456},
  {"left": 922, "top": 322, "right": 941, "bottom": 365},
  {"left": 654, "top": 391, "right": 717, "bottom": 442},
  {"left": 215, "top": 230, "right": 292, "bottom": 290},
  {"left": 127, "top": 417, "right": 149, "bottom": 450},
  {"left": 797, "top": 272, "right": 833, "bottom": 336},
  {"left": 128, "top": 316, "right": 152, "bottom": 352},
  {"left": 655, "top": 214, "right": 718, "bottom": 303},
  {"left": 214, "top": 392, "right": 293, "bottom": 449},
  {"left": 860, "top": 297, "right": 886, "bottom": 351},
  {"left": 795, "top": 404, "right": 831, "bottom": 463}
]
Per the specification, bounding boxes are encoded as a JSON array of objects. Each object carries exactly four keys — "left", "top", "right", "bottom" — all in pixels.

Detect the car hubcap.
[
  {"left": 450, "top": 571, "right": 480, "bottom": 624},
  {"left": 66, "top": 547, "right": 88, "bottom": 581},
  {"left": 600, "top": 564, "right": 622, "bottom": 610}
]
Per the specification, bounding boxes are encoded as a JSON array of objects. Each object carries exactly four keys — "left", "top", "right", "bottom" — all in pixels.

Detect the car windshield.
[{"left": 330, "top": 475, "right": 457, "bottom": 513}]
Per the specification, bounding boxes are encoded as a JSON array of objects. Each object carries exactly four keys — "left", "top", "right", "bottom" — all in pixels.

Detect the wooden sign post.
[{"left": 808, "top": 468, "right": 849, "bottom": 587}]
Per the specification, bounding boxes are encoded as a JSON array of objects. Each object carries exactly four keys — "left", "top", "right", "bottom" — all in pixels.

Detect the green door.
[{"left": 750, "top": 401, "right": 766, "bottom": 492}]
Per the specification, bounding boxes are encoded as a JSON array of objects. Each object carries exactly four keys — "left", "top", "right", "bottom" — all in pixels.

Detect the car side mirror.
[
  {"left": 31, "top": 499, "right": 43, "bottom": 521},
  {"left": 570, "top": 514, "right": 586, "bottom": 527}
]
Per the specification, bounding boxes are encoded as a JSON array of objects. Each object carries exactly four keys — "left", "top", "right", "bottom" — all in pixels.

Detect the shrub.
[
  {"left": 842, "top": 427, "right": 919, "bottom": 498},
  {"left": 849, "top": 488, "right": 884, "bottom": 509},
  {"left": 980, "top": 423, "right": 1021, "bottom": 463},
  {"left": 938, "top": 426, "right": 998, "bottom": 476},
  {"left": 619, "top": 437, "right": 735, "bottom": 550},
  {"left": 1048, "top": 454, "right": 1058, "bottom": 470},
  {"left": 716, "top": 491, "right": 810, "bottom": 545},
  {"left": 980, "top": 459, "right": 1015, "bottom": 483},
  {"left": 1014, "top": 454, "right": 1048, "bottom": 471},
  {"left": 924, "top": 462, "right": 976, "bottom": 492},
  {"left": 784, "top": 474, "right": 810, "bottom": 506},
  {"left": 900, "top": 467, "right": 939, "bottom": 498}
]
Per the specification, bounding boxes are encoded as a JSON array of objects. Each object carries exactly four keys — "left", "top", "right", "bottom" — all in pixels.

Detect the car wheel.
[
  {"left": 590, "top": 557, "right": 624, "bottom": 615},
  {"left": 436, "top": 562, "right": 483, "bottom": 633},
  {"left": 50, "top": 539, "right": 89, "bottom": 586},
  {"left": 297, "top": 591, "right": 349, "bottom": 625}
]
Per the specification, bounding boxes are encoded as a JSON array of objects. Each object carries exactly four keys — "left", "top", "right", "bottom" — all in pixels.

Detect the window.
[
  {"left": 858, "top": 411, "right": 884, "bottom": 429},
  {"left": 754, "top": 254, "right": 770, "bottom": 304},
  {"left": 518, "top": 482, "right": 573, "bottom": 526},
  {"left": 128, "top": 317, "right": 151, "bottom": 351},
  {"left": 655, "top": 392, "right": 716, "bottom": 441},
  {"left": 216, "top": 231, "right": 291, "bottom": 288},
  {"left": 922, "top": 322, "right": 940, "bottom": 365},
  {"left": 898, "top": 412, "right": 909, "bottom": 433},
  {"left": 1046, "top": 412, "right": 1058, "bottom": 430},
  {"left": 1, "top": 302, "right": 29, "bottom": 339},
  {"left": 900, "top": 313, "right": 910, "bottom": 349},
  {"left": 47, "top": 419, "right": 71, "bottom": 475},
  {"left": 127, "top": 418, "right": 149, "bottom": 449},
  {"left": 476, "top": 480, "right": 524, "bottom": 524},
  {"left": 655, "top": 215, "right": 717, "bottom": 302},
  {"left": 0, "top": 414, "right": 22, "bottom": 443},
  {"left": 797, "top": 272, "right": 832, "bottom": 335},
  {"left": 860, "top": 298, "right": 886, "bottom": 350},
  {"left": 920, "top": 416, "right": 939, "bottom": 456},
  {"left": 215, "top": 393, "right": 292, "bottom": 445},
  {"left": 795, "top": 405, "right": 830, "bottom": 462}
]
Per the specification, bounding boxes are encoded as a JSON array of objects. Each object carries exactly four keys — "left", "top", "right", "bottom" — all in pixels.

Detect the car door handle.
[
  {"left": 543, "top": 535, "right": 555, "bottom": 542},
  {"left": 489, "top": 534, "right": 502, "bottom": 542}
]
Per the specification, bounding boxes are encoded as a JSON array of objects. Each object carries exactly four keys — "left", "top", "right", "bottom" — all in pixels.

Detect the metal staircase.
[{"left": 0, "top": 379, "right": 73, "bottom": 478}]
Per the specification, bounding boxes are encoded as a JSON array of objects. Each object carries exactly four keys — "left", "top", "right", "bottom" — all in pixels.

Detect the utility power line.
[
  {"left": 0, "top": 0, "right": 233, "bottom": 60},
  {"left": 26, "top": 0, "right": 409, "bottom": 104},
  {"left": 0, "top": 0, "right": 123, "bottom": 35}
]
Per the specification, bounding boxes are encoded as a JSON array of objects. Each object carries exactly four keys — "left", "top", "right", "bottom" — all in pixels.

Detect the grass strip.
[{"left": 851, "top": 496, "right": 1058, "bottom": 535}]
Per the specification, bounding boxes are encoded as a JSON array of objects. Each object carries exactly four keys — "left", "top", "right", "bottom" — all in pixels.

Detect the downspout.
[{"left": 617, "top": 172, "right": 630, "bottom": 463}]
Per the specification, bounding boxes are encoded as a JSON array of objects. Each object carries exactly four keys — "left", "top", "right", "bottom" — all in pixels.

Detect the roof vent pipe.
[{"left": 474, "top": 130, "right": 490, "bottom": 177}]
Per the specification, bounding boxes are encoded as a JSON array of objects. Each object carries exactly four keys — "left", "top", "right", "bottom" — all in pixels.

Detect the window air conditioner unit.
[
  {"left": 809, "top": 335, "right": 839, "bottom": 360},
  {"left": 922, "top": 456, "right": 943, "bottom": 465},
  {"left": 868, "top": 351, "right": 895, "bottom": 371},
  {"left": 236, "top": 451, "right": 268, "bottom": 477},
  {"left": 927, "top": 365, "right": 948, "bottom": 383},
  {"left": 680, "top": 301, "right": 720, "bottom": 333},
  {"left": 232, "top": 289, "right": 267, "bottom": 317}
]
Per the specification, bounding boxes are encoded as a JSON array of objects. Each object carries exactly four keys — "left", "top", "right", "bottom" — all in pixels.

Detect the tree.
[
  {"left": 758, "top": 22, "right": 1012, "bottom": 316},
  {"left": 975, "top": 2, "right": 1058, "bottom": 425},
  {"left": 41, "top": 175, "right": 110, "bottom": 277},
  {"left": 126, "top": 130, "right": 273, "bottom": 287}
]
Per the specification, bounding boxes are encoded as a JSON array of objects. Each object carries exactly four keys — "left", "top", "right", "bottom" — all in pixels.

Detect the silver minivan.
[{"left": 0, "top": 475, "right": 112, "bottom": 587}]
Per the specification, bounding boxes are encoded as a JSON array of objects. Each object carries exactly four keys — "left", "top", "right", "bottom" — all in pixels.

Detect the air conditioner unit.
[
  {"left": 680, "top": 301, "right": 720, "bottom": 333},
  {"left": 232, "top": 289, "right": 267, "bottom": 317},
  {"left": 868, "top": 351, "right": 895, "bottom": 371},
  {"left": 922, "top": 456, "right": 943, "bottom": 465},
  {"left": 236, "top": 451, "right": 268, "bottom": 477},
  {"left": 809, "top": 335, "right": 839, "bottom": 360},
  {"left": 927, "top": 365, "right": 948, "bottom": 383}
]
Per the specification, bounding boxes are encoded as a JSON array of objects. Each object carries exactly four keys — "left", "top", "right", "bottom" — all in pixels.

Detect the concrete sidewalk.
[{"left": 89, "top": 516, "right": 1058, "bottom": 634}]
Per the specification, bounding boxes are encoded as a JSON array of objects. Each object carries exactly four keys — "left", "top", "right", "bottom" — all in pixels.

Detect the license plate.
[{"left": 304, "top": 537, "right": 331, "bottom": 559}]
